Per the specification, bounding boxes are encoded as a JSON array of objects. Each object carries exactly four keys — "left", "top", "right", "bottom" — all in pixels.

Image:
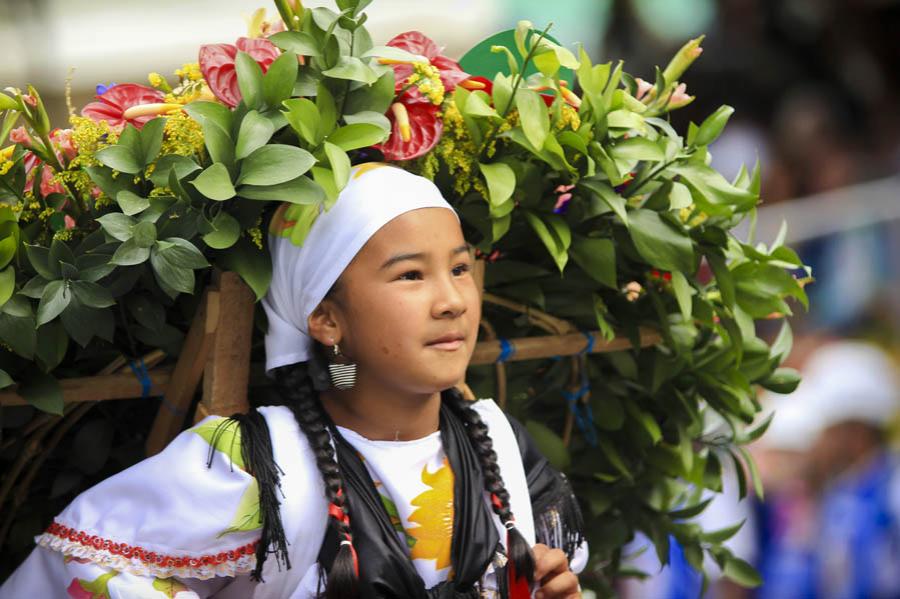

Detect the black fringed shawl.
[{"left": 218, "top": 405, "right": 585, "bottom": 596}]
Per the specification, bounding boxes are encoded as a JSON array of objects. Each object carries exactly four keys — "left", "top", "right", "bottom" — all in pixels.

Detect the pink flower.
[
  {"left": 64, "top": 214, "right": 76, "bottom": 229},
  {"left": 634, "top": 78, "right": 654, "bottom": 102},
  {"left": 199, "top": 37, "right": 281, "bottom": 108},
  {"left": 384, "top": 31, "right": 470, "bottom": 104},
  {"left": 40, "top": 166, "right": 66, "bottom": 197},
  {"left": 9, "top": 126, "right": 31, "bottom": 147},
  {"left": 667, "top": 82, "right": 694, "bottom": 109},
  {"left": 81, "top": 84, "right": 166, "bottom": 129},
  {"left": 376, "top": 101, "right": 442, "bottom": 161},
  {"left": 22, "top": 95, "right": 37, "bottom": 108},
  {"left": 553, "top": 184, "right": 575, "bottom": 214},
  {"left": 51, "top": 128, "right": 78, "bottom": 161}
]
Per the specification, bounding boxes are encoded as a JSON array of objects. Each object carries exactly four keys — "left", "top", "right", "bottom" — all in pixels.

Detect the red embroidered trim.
[{"left": 44, "top": 521, "right": 258, "bottom": 568}]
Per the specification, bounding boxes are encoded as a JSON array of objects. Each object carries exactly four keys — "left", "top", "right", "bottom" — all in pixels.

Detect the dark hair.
[{"left": 267, "top": 359, "right": 535, "bottom": 597}]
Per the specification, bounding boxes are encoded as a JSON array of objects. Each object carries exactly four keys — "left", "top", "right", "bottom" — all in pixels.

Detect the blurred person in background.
[
  {"left": 751, "top": 391, "right": 823, "bottom": 599},
  {"left": 801, "top": 341, "right": 900, "bottom": 599}
]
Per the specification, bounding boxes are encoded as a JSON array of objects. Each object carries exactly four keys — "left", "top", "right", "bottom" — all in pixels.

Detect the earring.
[{"left": 328, "top": 343, "right": 357, "bottom": 390}]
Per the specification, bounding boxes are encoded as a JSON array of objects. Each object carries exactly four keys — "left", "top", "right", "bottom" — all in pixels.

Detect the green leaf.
[
  {"left": 191, "top": 163, "right": 236, "bottom": 201},
  {"left": 466, "top": 91, "right": 498, "bottom": 118},
  {"left": 183, "top": 101, "right": 233, "bottom": 132},
  {"left": 327, "top": 123, "right": 389, "bottom": 151},
  {"left": 218, "top": 238, "right": 272, "bottom": 301},
  {"left": 722, "top": 555, "right": 762, "bottom": 588},
  {"left": 570, "top": 237, "right": 616, "bottom": 288},
  {"left": 323, "top": 56, "right": 379, "bottom": 84},
  {"left": 316, "top": 83, "right": 338, "bottom": 140},
  {"left": 707, "top": 251, "right": 735, "bottom": 308},
  {"left": 0, "top": 222, "right": 19, "bottom": 270},
  {"left": 579, "top": 178, "right": 628, "bottom": 224},
  {"left": 0, "top": 312, "right": 36, "bottom": 358},
  {"left": 235, "top": 51, "right": 264, "bottom": 108},
  {"left": 525, "top": 420, "right": 570, "bottom": 470},
  {"left": 159, "top": 237, "right": 209, "bottom": 270},
  {"left": 759, "top": 367, "right": 801, "bottom": 394},
  {"left": 139, "top": 117, "right": 167, "bottom": 166},
  {"left": 132, "top": 221, "right": 157, "bottom": 248},
  {"left": 150, "top": 247, "right": 195, "bottom": 295},
  {"left": 149, "top": 155, "right": 201, "bottom": 187},
  {"left": 609, "top": 137, "right": 665, "bottom": 162},
  {"left": 516, "top": 88, "right": 549, "bottom": 150},
  {"left": 324, "top": 142, "right": 350, "bottom": 193},
  {"left": 116, "top": 190, "right": 150, "bottom": 216},
  {"left": 71, "top": 280, "right": 115, "bottom": 308},
  {"left": 695, "top": 105, "right": 734, "bottom": 147},
  {"left": 0, "top": 92, "right": 17, "bottom": 111},
  {"left": 238, "top": 174, "right": 327, "bottom": 204},
  {"left": 479, "top": 162, "right": 515, "bottom": 207},
  {"left": 235, "top": 110, "right": 275, "bottom": 160},
  {"left": 282, "top": 98, "right": 320, "bottom": 145},
  {"left": 37, "top": 280, "right": 71, "bottom": 326},
  {"left": 524, "top": 212, "right": 570, "bottom": 272},
  {"left": 94, "top": 145, "right": 142, "bottom": 174},
  {"left": 202, "top": 211, "right": 241, "bottom": 249},
  {"left": 269, "top": 31, "right": 321, "bottom": 56},
  {"left": 19, "top": 371, "right": 63, "bottom": 415},
  {"left": 237, "top": 144, "right": 316, "bottom": 186},
  {"left": 201, "top": 118, "right": 235, "bottom": 168},
  {"left": 701, "top": 519, "right": 745, "bottom": 543},
  {"left": 25, "top": 244, "right": 56, "bottom": 280},
  {"left": 627, "top": 209, "right": 695, "bottom": 273},
  {"left": 670, "top": 271, "right": 694, "bottom": 321},
  {"left": 343, "top": 70, "right": 395, "bottom": 115},
  {"left": 362, "top": 45, "right": 428, "bottom": 63},
  {"left": 0, "top": 266, "right": 15, "bottom": 308},
  {"left": 624, "top": 401, "right": 662, "bottom": 444},
  {"left": 262, "top": 51, "right": 299, "bottom": 108},
  {"left": 110, "top": 238, "right": 151, "bottom": 266}
]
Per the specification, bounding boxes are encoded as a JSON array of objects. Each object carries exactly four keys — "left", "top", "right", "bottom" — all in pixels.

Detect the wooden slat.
[
  {"left": 145, "top": 290, "right": 219, "bottom": 456},
  {"left": 200, "top": 271, "right": 255, "bottom": 417},
  {"left": 469, "top": 327, "right": 661, "bottom": 364},
  {"left": 0, "top": 368, "right": 173, "bottom": 407}
]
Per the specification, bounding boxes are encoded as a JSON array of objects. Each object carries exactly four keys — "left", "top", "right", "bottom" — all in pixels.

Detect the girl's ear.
[{"left": 307, "top": 299, "right": 343, "bottom": 346}]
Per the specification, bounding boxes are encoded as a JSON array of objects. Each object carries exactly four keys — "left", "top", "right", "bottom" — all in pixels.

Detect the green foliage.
[{"left": 0, "top": 2, "right": 810, "bottom": 594}]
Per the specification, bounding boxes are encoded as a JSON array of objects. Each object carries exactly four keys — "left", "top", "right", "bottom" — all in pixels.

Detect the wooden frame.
[{"left": 0, "top": 263, "right": 660, "bottom": 454}]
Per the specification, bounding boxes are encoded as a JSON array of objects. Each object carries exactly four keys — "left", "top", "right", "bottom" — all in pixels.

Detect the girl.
[{"left": 0, "top": 164, "right": 587, "bottom": 598}]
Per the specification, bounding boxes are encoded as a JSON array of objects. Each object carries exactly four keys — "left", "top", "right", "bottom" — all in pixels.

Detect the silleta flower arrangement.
[{"left": 0, "top": 0, "right": 809, "bottom": 591}]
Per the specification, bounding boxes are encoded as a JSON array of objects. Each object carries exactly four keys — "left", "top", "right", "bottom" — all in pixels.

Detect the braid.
[
  {"left": 441, "top": 387, "right": 536, "bottom": 588},
  {"left": 270, "top": 361, "right": 359, "bottom": 599}
]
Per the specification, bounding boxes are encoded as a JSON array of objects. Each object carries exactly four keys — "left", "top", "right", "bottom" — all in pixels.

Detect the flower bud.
[
  {"left": 661, "top": 36, "right": 704, "bottom": 88},
  {"left": 24, "top": 85, "right": 51, "bottom": 137}
]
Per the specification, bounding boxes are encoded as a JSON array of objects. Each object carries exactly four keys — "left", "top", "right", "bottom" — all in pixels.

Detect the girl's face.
[{"left": 312, "top": 207, "right": 481, "bottom": 394}]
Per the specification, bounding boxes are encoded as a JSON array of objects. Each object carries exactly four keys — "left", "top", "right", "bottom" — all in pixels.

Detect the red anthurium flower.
[
  {"left": 376, "top": 102, "right": 442, "bottom": 161},
  {"left": 199, "top": 37, "right": 281, "bottom": 108},
  {"left": 81, "top": 84, "right": 166, "bottom": 129},
  {"left": 385, "top": 31, "right": 470, "bottom": 104}
]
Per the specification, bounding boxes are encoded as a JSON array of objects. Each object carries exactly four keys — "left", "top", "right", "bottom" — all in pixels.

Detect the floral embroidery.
[
  {"left": 408, "top": 457, "right": 455, "bottom": 569},
  {"left": 66, "top": 571, "right": 117, "bottom": 598}
]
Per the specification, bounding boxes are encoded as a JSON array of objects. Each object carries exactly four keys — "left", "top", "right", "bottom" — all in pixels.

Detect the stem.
[
  {"left": 499, "top": 22, "right": 553, "bottom": 120},
  {"left": 622, "top": 157, "right": 681, "bottom": 198},
  {"left": 475, "top": 22, "right": 553, "bottom": 162}
]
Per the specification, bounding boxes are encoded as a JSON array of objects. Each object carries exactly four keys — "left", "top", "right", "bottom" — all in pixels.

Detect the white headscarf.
[{"left": 262, "top": 163, "right": 458, "bottom": 373}]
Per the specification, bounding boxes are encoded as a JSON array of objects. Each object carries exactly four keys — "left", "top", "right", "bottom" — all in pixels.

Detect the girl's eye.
[
  {"left": 398, "top": 270, "right": 423, "bottom": 281},
  {"left": 452, "top": 263, "right": 471, "bottom": 276}
]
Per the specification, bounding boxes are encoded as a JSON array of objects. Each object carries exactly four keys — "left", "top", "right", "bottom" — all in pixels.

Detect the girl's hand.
[{"left": 532, "top": 543, "right": 581, "bottom": 599}]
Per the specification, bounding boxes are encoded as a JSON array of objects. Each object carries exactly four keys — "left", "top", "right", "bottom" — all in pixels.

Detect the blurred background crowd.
[{"left": 2, "top": 0, "right": 898, "bottom": 596}]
